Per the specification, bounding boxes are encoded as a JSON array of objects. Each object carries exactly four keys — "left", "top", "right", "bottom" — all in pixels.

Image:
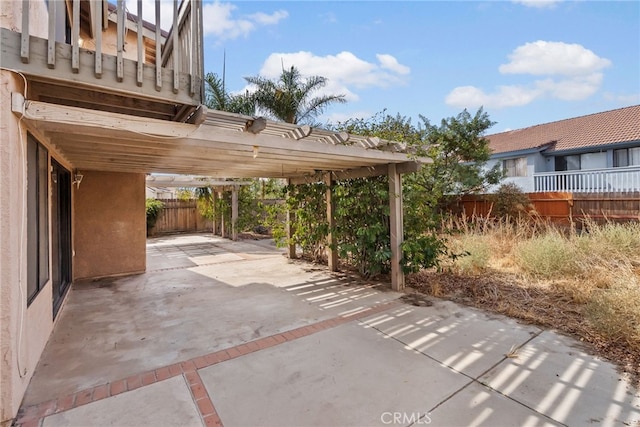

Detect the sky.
[{"left": 151, "top": 0, "right": 639, "bottom": 134}]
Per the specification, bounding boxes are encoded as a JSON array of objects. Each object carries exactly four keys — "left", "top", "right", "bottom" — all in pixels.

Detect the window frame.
[
  {"left": 614, "top": 147, "right": 640, "bottom": 168},
  {"left": 502, "top": 157, "right": 528, "bottom": 177},
  {"left": 26, "top": 134, "right": 50, "bottom": 305}
]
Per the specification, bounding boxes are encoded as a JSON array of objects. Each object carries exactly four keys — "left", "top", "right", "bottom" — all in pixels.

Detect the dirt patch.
[{"left": 407, "top": 270, "right": 640, "bottom": 389}]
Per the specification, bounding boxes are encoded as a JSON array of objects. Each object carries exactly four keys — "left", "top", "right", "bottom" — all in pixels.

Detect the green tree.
[
  {"left": 326, "top": 108, "right": 501, "bottom": 274},
  {"left": 244, "top": 65, "right": 346, "bottom": 124},
  {"left": 204, "top": 72, "right": 255, "bottom": 115},
  {"left": 403, "top": 108, "right": 503, "bottom": 234}
]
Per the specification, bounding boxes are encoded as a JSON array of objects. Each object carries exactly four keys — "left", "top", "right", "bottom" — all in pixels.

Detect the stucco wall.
[
  {"left": 73, "top": 171, "right": 146, "bottom": 280},
  {"left": 0, "top": 70, "right": 54, "bottom": 426},
  {"left": 0, "top": 0, "right": 48, "bottom": 38}
]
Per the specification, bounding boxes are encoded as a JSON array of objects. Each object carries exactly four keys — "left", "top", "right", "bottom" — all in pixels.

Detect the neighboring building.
[
  {"left": 485, "top": 105, "right": 640, "bottom": 193},
  {"left": 146, "top": 186, "right": 179, "bottom": 199},
  {"left": 0, "top": 1, "right": 419, "bottom": 423}
]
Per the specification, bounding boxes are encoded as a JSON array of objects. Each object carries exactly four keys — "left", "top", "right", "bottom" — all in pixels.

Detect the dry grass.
[{"left": 409, "top": 216, "right": 640, "bottom": 387}]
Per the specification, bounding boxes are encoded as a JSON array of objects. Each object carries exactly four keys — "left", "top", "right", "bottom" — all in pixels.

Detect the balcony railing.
[
  {"left": 534, "top": 166, "right": 640, "bottom": 193},
  {"left": 3, "top": 0, "right": 203, "bottom": 109}
]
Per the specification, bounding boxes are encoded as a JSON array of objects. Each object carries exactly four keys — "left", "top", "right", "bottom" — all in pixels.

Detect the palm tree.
[
  {"left": 244, "top": 65, "right": 346, "bottom": 125},
  {"left": 204, "top": 72, "right": 255, "bottom": 116}
]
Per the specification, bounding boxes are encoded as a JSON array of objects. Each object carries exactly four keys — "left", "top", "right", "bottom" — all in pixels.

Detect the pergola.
[
  {"left": 146, "top": 174, "right": 250, "bottom": 241},
  {"left": 16, "top": 97, "right": 429, "bottom": 289}
]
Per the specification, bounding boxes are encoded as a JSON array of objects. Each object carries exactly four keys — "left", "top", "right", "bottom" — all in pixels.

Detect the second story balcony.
[
  {"left": 534, "top": 166, "right": 640, "bottom": 193},
  {"left": 1, "top": 0, "right": 204, "bottom": 123}
]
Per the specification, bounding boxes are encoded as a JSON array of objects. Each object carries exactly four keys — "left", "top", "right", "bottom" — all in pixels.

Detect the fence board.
[
  {"left": 151, "top": 199, "right": 212, "bottom": 235},
  {"left": 455, "top": 191, "right": 639, "bottom": 223}
]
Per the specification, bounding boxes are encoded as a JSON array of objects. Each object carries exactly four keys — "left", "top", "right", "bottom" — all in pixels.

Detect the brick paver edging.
[{"left": 13, "top": 299, "right": 402, "bottom": 427}]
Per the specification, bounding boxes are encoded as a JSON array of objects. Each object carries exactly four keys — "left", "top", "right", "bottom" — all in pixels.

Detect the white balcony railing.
[{"left": 534, "top": 166, "right": 640, "bottom": 193}]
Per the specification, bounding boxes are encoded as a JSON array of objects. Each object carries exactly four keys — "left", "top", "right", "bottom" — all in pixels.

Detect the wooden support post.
[
  {"left": 218, "top": 191, "right": 225, "bottom": 238},
  {"left": 136, "top": 0, "right": 143, "bottom": 86},
  {"left": 211, "top": 190, "right": 217, "bottom": 236},
  {"left": 325, "top": 173, "right": 338, "bottom": 271},
  {"left": 388, "top": 164, "right": 405, "bottom": 291},
  {"left": 21, "top": 0, "right": 29, "bottom": 63},
  {"left": 172, "top": 0, "right": 179, "bottom": 94},
  {"left": 72, "top": 0, "right": 80, "bottom": 72},
  {"left": 231, "top": 187, "right": 238, "bottom": 241},
  {"left": 155, "top": 0, "right": 162, "bottom": 90},
  {"left": 286, "top": 179, "right": 297, "bottom": 259},
  {"left": 94, "top": 0, "right": 102, "bottom": 77},
  {"left": 116, "top": 0, "right": 124, "bottom": 81},
  {"left": 47, "top": 0, "right": 55, "bottom": 68}
]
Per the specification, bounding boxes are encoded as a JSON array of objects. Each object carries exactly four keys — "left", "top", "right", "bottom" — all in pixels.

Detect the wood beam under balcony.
[{"left": 1, "top": 28, "right": 202, "bottom": 108}]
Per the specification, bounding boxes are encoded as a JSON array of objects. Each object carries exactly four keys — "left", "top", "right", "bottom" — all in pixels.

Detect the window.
[
  {"left": 503, "top": 157, "right": 527, "bottom": 177},
  {"left": 27, "top": 134, "right": 49, "bottom": 304},
  {"left": 555, "top": 155, "right": 581, "bottom": 171},
  {"left": 614, "top": 147, "right": 640, "bottom": 167}
]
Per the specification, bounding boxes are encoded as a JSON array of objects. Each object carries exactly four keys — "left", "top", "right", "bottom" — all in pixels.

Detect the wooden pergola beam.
[{"left": 288, "top": 161, "right": 422, "bottom": 185}]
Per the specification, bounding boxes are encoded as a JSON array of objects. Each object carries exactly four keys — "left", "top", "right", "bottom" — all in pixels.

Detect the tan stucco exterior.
[
  {"left": 1, "top": 70, "right": 147, "bottom": 425},
  {"left": 0, "top": 0, "right": 48, "bottom": 38},
  {"left": 73, "top": 171, "right": 146, "bottom": 280},
  {"left": 0, "top": 71, "right": 55, "bottom": 426},
  {"left": 1, "top": 2, "right": 173, "bottom": 423}
]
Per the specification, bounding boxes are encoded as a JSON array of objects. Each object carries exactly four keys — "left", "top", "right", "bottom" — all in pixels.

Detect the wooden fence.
[
  {"left": 456, "top": 192, "right": 640, "bottom": 224},
  {"left": 150, "top": 199, "right": 212, "bottom": 235}
]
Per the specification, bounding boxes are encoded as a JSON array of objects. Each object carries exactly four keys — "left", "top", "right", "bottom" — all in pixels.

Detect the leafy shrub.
[
  {"left": 145, "top": 199, "right": 164, "bottom": 233},
  {"left": 492, "top": 182, "right": 530, "bottom": 219}
]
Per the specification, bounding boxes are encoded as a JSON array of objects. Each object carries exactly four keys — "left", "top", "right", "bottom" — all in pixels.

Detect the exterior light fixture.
[{"left": 73, "top": 172, "right": 84, "bottom": 189}]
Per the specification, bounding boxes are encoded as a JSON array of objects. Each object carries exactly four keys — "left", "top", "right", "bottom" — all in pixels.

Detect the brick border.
[{"left": 13, "top": 299, "right": 401, "bottom": 427}]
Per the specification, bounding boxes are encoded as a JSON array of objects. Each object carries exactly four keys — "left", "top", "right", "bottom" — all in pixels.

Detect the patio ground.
[{"left": 14, "top": 233, "right": 640, "bottom": 427}]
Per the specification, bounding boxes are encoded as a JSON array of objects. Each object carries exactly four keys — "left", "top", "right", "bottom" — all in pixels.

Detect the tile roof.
[{"left": 486, "top": 105, "right": 640, "bottom": 155}]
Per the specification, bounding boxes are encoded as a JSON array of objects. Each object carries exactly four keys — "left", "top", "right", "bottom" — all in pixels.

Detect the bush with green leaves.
[
  {"left": 492, "top": 182, "right": 530, "bottom": 219},
  {"left": 145, "top": 199, "right": 164, "bottom": 232},
  {"left": 277, "top": 108, "right": 501, "bottom": 277}
]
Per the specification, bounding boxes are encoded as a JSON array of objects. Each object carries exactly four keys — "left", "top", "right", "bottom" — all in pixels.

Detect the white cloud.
[
  {"left": 376, "top": 54, "right": 410, "bottom": 75},
  {"left": 446, "top": 85, "right": 541, "bottom": 109},
  {"left": 446, "top": 41, "right": 611, "bottom": 109},
  {"left": 512, "top": 0, "right": 562, "bottom": 9},
  {"left": 138, "top": 0, "right": 287, "bottom": 37},
  {"left": 248, "top": 51, "right": 411, "bottom": 102},
  {"left": 248, "top": 10, "right": 289, "bottom": 26},
  {"left": 499, "top": 41, "right": 611, "bottom": 76},
  {"left": 202, "top": 1, "right": 288, "bottom": 40}
]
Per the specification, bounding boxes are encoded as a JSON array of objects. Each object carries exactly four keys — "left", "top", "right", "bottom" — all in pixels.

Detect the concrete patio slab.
[
  {"left": 430, "top": 381, "right": 561, "bottom": 426},
  {"left": 41, "top": 375, "right": 201, "bottom": 427},
  {"left": 198, "top": 322, "right": 471, "bottom": 427},
  {"left": 359, "top": 300, "right": 542, "bottom": 378},
  {"left": 22, "top": 236, "right": 400, "bottom": 407},
  {"left": 16, "top": 234, "right": 640, "bottom": 427},
  {"left": 480, "top": 330, "right": 640, "bottom": 426}
]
